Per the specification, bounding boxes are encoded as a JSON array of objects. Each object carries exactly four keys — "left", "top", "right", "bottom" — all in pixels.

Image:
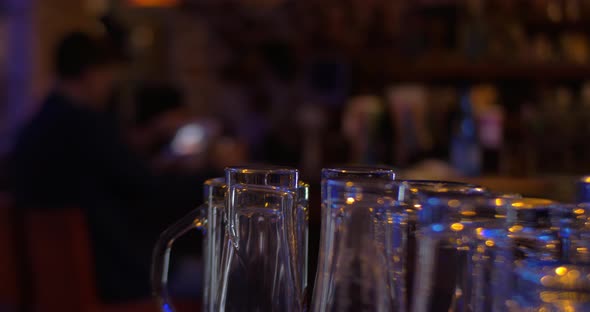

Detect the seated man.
[{"left": 11, "top": 32, "right": 202, "bottom": 302}]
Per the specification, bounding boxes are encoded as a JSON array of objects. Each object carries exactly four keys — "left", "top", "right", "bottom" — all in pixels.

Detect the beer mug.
[
  {"left": 152, "top": 168, "right": 309, "bottom": 312},
  {"left": 218, "top": 166, "right": 308, "bottom": 312}
]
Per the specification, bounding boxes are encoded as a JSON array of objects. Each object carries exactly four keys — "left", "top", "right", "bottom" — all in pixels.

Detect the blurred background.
[
  {"left": 4, "top": 0, "right": 590, "bottom": 182},
  {"left": 2, "top": 0, "right": 590, "bottom": 311}
]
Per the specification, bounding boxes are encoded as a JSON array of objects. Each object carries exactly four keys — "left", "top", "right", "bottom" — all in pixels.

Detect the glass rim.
[
  {"left": 226, "top": 165, "right": 299, "bottom": 188},
  {"left": 226, "top": 165, "right": 298, "bottom": 175},
  {"left": 413, "top": 187, "right": 490, "bottom": 198},
  {"left": 404, "top": 179, "right": 486, "bottom": 194},
  {"left": 208, "top": 176, "right": 309, "bottom": 190},
  {"left": 403, "top": 179, "right": 482, "bottom": 188},
  {"left": 322, "top": 166, "right": 396, "bottom": 179},
  {"left": 323, "top": 178, "right": 407, "bottom": 190}
]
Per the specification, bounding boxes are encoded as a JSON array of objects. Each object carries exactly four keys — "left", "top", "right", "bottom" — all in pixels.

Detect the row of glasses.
[
  {"left": 311, "top": 168, "right": 587, "bottom": 312},
  {"left": 311, "top": 167, "right": 499, "bottom": 312},
  {"left": 151, "top": 166, "right": 590, "bottom": 312}
]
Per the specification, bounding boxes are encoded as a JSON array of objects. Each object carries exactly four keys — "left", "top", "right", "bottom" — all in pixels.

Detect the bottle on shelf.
[{"left": 450, "top": 89, "right": 482, "bottom": 176}]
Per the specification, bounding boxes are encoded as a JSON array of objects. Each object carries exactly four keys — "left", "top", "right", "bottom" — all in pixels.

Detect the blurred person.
[
  {"left": 130, "top": 83, "right": 193, "bottom": 160},
  {"left": 11, "top": 32, "right": 204, "bottom": 303}
]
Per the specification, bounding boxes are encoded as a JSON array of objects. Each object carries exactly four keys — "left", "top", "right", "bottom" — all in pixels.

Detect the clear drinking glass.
[
  {"left": 475, "top": 198, "right": 561, "bottom": 312},
  {"left": 152, "top": 177, "right": 226, "bottom": 312},
  {"left": 402, "top": 181, "right": 487, "bottom": 312},
  {"left": 218, "top": 166, "right": 307, "bottom": 312},
  {"left": 410, "top": 190, "right": 512, "bottom": 312},
  {"left": 152, "top": 171, "right": 309, "bottom": 312},
  {"left": 311, "top": 167, "right": 406, "bottom": 312}
]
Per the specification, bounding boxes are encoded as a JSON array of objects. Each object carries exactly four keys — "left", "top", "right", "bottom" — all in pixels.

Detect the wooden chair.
[
  {"left": 24, "top": 208, "right": 200, "bottom": 312},
  {"left": 0, "top": 193, "right": 21, "bottom": 311}
]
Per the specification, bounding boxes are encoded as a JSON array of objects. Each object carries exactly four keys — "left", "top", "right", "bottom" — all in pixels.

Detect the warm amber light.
[
  {"left": 509, "top": 225, "right": 523, "bottom": 233},
  {"left": 346, "top": 197, "right": 355, "bottom": 205},
  {"left": 555, "top": 266, "right": 568, "bottom": 276},
  {"left": 511, "top": 198, "right": 555, "bottom": 209},
  {"left": 450, "top": 223, "right": 464, "bottom": 231},
  {"left": 567, "top": 270, "right": 581, "bottom": 279},
  {"left": 494, "top": 198, "right": 505, "bottom": 206},
  {"left": 448, "top": 199, "right": 460, "bottom": 208},
  {"left": 485, "top": 240, "right": 495, "bottom": 247},
  {"left": 540, "top": 291, "right": 559, "bottom": 303},
  {"left": 574, "top": 208, "right": 585, "bottom": 215},
  {"left": 540, "top": 275, "right": 553, "bottom": 286}
]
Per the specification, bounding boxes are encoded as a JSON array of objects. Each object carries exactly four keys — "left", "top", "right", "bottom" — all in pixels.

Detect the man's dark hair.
[{"left": 55, "top": 32, "right": 118, "bottom": 79}]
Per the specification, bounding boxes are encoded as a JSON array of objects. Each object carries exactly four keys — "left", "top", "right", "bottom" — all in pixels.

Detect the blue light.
[{"left": 432, "top": 224, "right": 444, "bottom": 232}]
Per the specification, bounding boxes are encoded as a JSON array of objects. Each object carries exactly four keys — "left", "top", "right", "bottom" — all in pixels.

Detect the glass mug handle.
[{"left": 151, "top": 204, "right": 207, "bottom": 312}]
